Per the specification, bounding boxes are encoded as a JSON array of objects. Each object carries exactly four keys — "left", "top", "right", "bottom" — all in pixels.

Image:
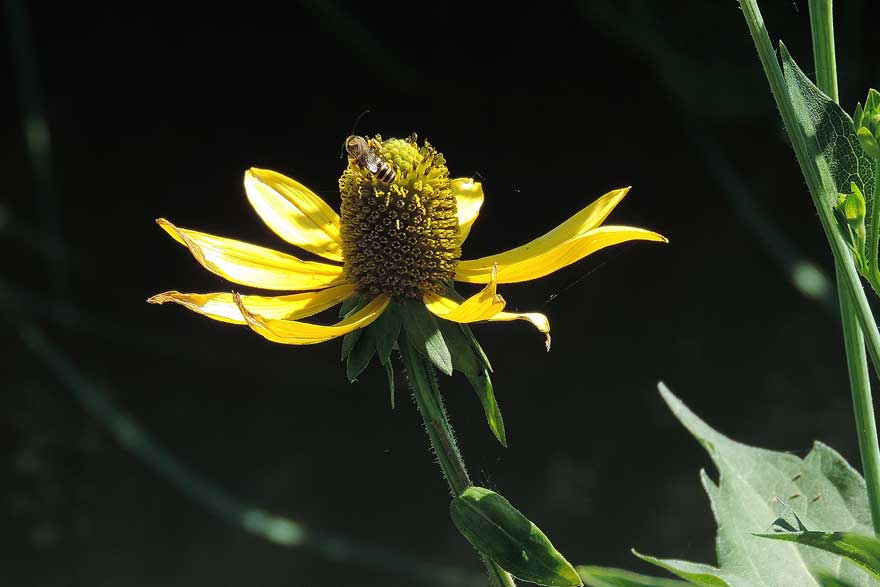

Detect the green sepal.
[
  {"left": 438, "top": 319, "right": 506, "bottom": 446},
  {"left": 346, "top": 326, "right": 376, "bottom": 382},
  {"left": 372, "top": 302, "right": 402, "bottom": 364},
  {"left": 443, "top": 283, "right": 492, "bottom": 372},
  {"left": 466, "top": 370, "right": 506, "bottom": 447},
  {"left": 461, "top": 323, "right": 493, "bottom": 373},
  {"left": 341, "top": 330, "right": 362, "bottom": 361},
  {"left": 397, "top": 298, "right": 452, "bottom": 375},
  {"left": 450, "top": 487, "right": 583, "bottom": 587},
  {"left": 338, "top": 295, "right": 365, "bottom": 318},
  {"left": 340, "top": 296, "right": 368, "bottom": 362},
  {"left": 381, "top": 354, "right": 395, "bottom": 408}
]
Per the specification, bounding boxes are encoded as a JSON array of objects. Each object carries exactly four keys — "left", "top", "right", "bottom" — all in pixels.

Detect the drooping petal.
[
  {"left": 487, "top": 311, "right": 552, "bottom": 350},
  {"left": 451, "top": 178, "right": 484, "bottom": 244},
  {"left": 147, "top": 283, "right": 356, "bottom": 325},
  {"left": 456, "top": 225, "right": 667, "bottom": 284},
  {"left": 158, "top": 218, "right": 344, "bottom": 290},
  {"left": 244, "top": 168, "right": 344, "bottom": 261},
  {"left": 423, "top": 266, "right": 505, "bottom": 323},
  {"left": 235, "top": 293, "right": 390, "bottom": 345}
]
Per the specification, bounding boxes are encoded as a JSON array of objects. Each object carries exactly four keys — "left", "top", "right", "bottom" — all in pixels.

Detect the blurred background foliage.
[{"left": 0, "top": 1, "right": 876, "bottom": 585}]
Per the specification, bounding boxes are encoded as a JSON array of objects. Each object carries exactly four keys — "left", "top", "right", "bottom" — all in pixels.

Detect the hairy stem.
[{"left": 400, "top": 337, "right": 516, "bottom": 587}]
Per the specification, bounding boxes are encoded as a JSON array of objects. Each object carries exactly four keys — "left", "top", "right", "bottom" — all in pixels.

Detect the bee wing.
[{"left": 364, "top": 153, "right": 380, "bottom": 173}]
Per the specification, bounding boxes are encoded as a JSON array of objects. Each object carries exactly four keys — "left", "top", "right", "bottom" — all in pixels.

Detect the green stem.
[
  {"left": 739, "top": 0, "right": 880, "bottom": 380},
  {"left": 400, "top": 338, "right": 516, "bottom": 587},
  {"left": 837, "top": 267, "right": 880, "bottom": 534},
  {"left": 808, "top": 0, "right": 880, "bottom": 535},
  {"left": 808, "top": 0, "right": 838, "bottom": 103}
]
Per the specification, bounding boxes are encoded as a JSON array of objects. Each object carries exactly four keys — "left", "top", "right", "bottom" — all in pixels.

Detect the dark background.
[{"left": 2, "top": 1, "right": 876, "bottom": 585}]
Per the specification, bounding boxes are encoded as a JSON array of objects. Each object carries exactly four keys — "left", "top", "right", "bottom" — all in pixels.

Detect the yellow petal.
[
  {"left": 158, "top": 218, "right": 344, "bottom": 291},
  {"left": 423, "top": 266, "right": 505, "bottom": 323},
  {"left": 451, "top": 178, "right": 484, "bottom": 244},
  {"left": 147, "top": 283, "right": 356, "bottom": 325},
  {"left": 244, "top": 168, "right": 344, "bottom": 261},
  {"left": 457, "top": 187, "right": 630, "bottom": 269},
  {"left": 235, "top": 293, "right": 390, "bottom": 345},
  {"left": 487, "top": 311, "right": 552, "bottom": 351},
  {"left": 456, "top": 225, "right": 668, "bottom": 284}
]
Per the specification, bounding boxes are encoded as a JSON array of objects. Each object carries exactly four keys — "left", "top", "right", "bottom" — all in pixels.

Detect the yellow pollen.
[{"left": 339, "top": 135, "right": 461, "bottom": 298}]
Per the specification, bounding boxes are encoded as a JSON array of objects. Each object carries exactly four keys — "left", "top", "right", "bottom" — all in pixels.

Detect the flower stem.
[
  {"left": 807, "top": 0, "right": 880, "bottom": 535},
  {"left": 400, "top": 337, "right": 516, "bottom": 587}
]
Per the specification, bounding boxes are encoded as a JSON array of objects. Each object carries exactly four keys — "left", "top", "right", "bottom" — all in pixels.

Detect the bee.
[{"left": 345, "top": 135, "right": 396, "bottom": 183}]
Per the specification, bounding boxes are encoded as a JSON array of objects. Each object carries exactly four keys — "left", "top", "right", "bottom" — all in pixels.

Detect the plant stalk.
[
  {"left": 739, "top": 0, "right": 880, "bottom": 381},
  {"left": 837, "top": 268, "right": 880, "bottom": 533},
  {"left": 807, "top": 0, "right": 880, "bottom": 534},
  {"left": 400, "top": 337, "right": 516, "bottom": 587}
]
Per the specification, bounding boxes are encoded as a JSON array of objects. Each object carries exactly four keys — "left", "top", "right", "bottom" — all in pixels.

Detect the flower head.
[{"left": 149, "top": 133, "right": 666, "bottom": 367}]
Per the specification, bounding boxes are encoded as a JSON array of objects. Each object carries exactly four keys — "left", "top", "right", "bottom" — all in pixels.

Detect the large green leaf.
[
  {"left": 757, "top": 532, "right": 880, "bottom": 579},
  {"left": 450, "top": 487, "right": 582, "bottom": 587},
  {"left": 782, "top": 47, "right": 875, "bottom": 208},
  {"left": 636, "top": 384, "right": 874, "bottom": 587},
  {"left": 576, "top": 565, "right": 692, "bottom": 587}
]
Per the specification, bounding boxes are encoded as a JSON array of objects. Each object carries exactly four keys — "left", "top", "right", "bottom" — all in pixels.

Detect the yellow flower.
[{"left": 149, "top": 135, "right": 666, "bottom": 349}]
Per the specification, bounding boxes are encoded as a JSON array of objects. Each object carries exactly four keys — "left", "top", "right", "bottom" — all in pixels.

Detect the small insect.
[{"left": 345, "top": 135, "right": 396, "bottom": 183}]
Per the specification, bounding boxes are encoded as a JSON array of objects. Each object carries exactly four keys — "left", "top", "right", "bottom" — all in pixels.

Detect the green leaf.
[
  {"left": 630, "top": 553, "right": 729, "bottom": 587},
  {"left": 450, "top": 487, "right": 582, "bottom": 587},
  {"left": 756, "top": 532, "right": 880, "bottom": 579},
  {"left": 815, "top": 570, "right": 861, "bottom": 587},
  {"left": 397, "top": 298, "right": 452, "bottom": 375},
  {"left": 782, "top": 48, "right": 875, "bottom": 208},
  {"left": 636, "top": 384, "right": 875, "bottom": 587},
  {"left": 438, "top": 320, "right": 507, "bottom": 446},
  {"left": 576, "top": 565, "right": 692, "bottom": 587}
]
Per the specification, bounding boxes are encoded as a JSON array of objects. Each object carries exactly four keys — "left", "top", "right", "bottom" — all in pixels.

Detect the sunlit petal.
[
  {"left": 451, "top": 178, "right": 484, "bottom": 244},
  {"left": 245, "top": 168, "right": 344, "bottom": 261},
  {"left": 158, "top": 218, "right": 344, "bottom": 290},
  {"left": 456, "top": 187, "right": 630, "bottom": 270},
  {"left": 235, "top": 293, "right": 390, "bottom": 345},
  {"left": 424, "top": 266, "right": 505, "bottom": 323},
  {"left": 147, "top": 283, "right": 356, "bottom": 325},
  {"left": 456, "top": 225, "right": 667, "bottom": 284}
]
